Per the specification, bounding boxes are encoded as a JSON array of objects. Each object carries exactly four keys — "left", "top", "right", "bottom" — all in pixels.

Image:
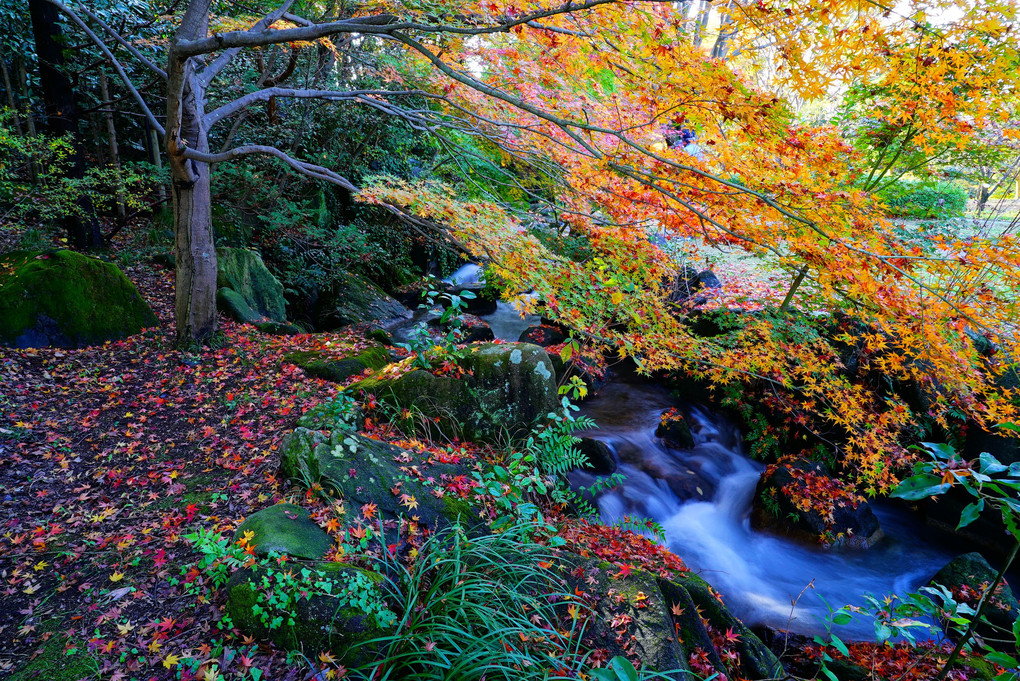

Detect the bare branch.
[
  {"left": 177, "top": 1, "right": 623, "bottom": 57},
  {"left": 197, "top": 0, "right": 296, "bottom": 88},
  {"left": 204, "top": 87, "right": 428, "bottom": 127},
  {"left": 43, "top": 0, "right": 164, "bottom": 135},
  {"left": 183, "top": 145, "right": 358, "bottom": 192},
  {"left": 72, "top": 3, "right": 167, "bottom": 79}
]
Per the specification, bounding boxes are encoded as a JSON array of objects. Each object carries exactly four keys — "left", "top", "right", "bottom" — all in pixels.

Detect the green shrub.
[{"left": 877, "top": 180, "right": 968, "bottom": 219}]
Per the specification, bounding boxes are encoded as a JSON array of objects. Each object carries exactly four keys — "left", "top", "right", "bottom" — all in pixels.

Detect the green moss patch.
[{"left": 0, "top": 250, "right": 157, "bottom": 348}]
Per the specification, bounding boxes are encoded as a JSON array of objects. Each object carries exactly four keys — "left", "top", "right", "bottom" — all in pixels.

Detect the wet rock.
[
  {"left": 578, "top": 437, "right": 617, "bottom": 475},
  {"left": 519, "top": 323, "right": 569, "bottom": 347},
  {"left": 929, "top": 552, "right": 1019, "bottom": 638},
  {"left": 751, "top": 460, "right": 883, "bottom": 549},
  {"left": 0, "top": 250, "right": 157, "bottom": 348},
  {"left": 232, "top": 503, "right": 333, "bottom": 560},
  {"left": 349, "top": 342, "right": 558, "bottom": 443},
  {"left": 656, "top": 408, "right": 695, "bottom": 450},
  {"left": 428, "top": 312, "right": 494, "bottom": 343}
]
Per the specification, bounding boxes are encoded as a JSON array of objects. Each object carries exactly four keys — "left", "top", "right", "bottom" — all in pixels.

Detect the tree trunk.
[
  {"left": 168, "top": 0, "right": 217, "bottom": 344},
  {"left": 99, "top": 69, "right": 126, "bottom": 218},
  {"left": 0, "top": 52, "right": 25, "bottom": 135},
  {"left": 28, "top": 0, "right": 103, "bottom": 250}
]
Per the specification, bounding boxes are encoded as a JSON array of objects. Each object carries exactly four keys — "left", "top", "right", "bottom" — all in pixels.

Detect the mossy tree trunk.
[{"left": 167, "top": 0, "right": 217, "bottom": 345}]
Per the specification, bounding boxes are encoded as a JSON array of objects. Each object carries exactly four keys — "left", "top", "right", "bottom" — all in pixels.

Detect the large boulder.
[
  {"left": 279, "top": 429, "right": 475, "bottom": 528},
  {"left": 751, "top": 460, "right": 883, "bottom": 549},
  {"left": 216, "top": 247, "right": 287, "bottom": 323},
  {"left": 0, "top": 250, "right": 157, "bottom": 348},
  {"left": 284, "top": 346, "right": 391, "bottom": 383},
  {"left": 314, "top": 272, "right": 412, "bottom": 330},
  {"left": 565, "top": 560, "right": 782, "bottom": 681},
  {"left": 349, "top": 342, "right": 559, "bottom": 443},
  {"left": 232, "top": 503, "right": 333, "bottom": 560},
  {"left": 929, "top": 552, "right": 1019, "bottom": 638}
]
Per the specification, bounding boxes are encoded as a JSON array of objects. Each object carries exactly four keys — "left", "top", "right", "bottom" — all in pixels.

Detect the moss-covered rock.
[
  {"left": 0, "top": 250, "right": 157, "bottom": 348},
  {"left": 660, "top": 572, "right": 783, "bottom": 681},
  {"left": 255, "top": 320, "right": 304, "bottom": 335},
  {"left": 929, "top": 552, "right": 1019, "bottom": 638},
  {"left": 565, "top": 560, "right": 690, "bottom": 677},
  {"left": 232, "top": 503, "right": 333, "bottom": 560},
  {"left": 284, "top": 346, "right": 391, "bottom": 383},
  {"left": 314, "top": 272, "right": 412, "bottom": 330},
  {"left": 279, "top": 429, "right": 475, "bottom": 528},
  {"left": 216, "top": 247, "right": 286, "bottom": 323},
  {"left": 349, "top": 342, "right": 558, "bottom": 443},
  {"left": 225, "top": 562, "right": 389, "bottom": 661}
]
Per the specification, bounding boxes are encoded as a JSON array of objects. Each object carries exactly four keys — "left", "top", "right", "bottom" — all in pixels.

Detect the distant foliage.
[{"left": 877, "top": 180, "right": 968, "bottom": 219}]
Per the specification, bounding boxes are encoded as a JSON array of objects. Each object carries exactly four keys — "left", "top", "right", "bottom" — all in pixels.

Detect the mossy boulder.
[
  {"left": 565, "top": 560, "right": 690, "bottom": 677},
  {"left": 751, "top": 460, "right": 883, "bottom": 549},
  {"left": 0, "top": 250, "right": 157, "bottom": 348},
  {"left": 349, "top": 342, "right": 558, "bottom": 443},
  {"left": 929, "top": 552, "right": 1019, "bottom": 638},
  {"left": 314, "top": 272, "right": 412, "bottom": 330},
  {"left": 660, "top": 572, "right": 783, "bottom": 681},
  {"left": 255, "top": 320, "right": 304, "bottom": 336},
  {"left": 284, "top": 346, "right": 391, "bottom": 383},
  {"left": 216, "top": 247, "right": 287, "bottom": 323},
  {"left": 564, "top": 561, "right": 782, "bottom": 680},
  {"left": 279, "top": 429, "right": 475, "bottom": 529},
  {"left": 225, "top": 562, "right": 390, "bottom": 660},
  {"left": 233, "top": 503, "right": 333, "bottom": 560}
]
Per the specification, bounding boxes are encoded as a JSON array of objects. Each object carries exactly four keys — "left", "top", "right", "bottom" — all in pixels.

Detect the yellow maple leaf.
[{"left": 163, "top": 653, "right": 180, "bottom": 669}]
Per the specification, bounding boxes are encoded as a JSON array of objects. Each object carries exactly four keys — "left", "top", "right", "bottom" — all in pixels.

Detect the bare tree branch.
[
  {"left": 72, "top": 3, "right": 167, "bottom": 79},
  {"left": 43, "top": 0, "right": 165, "bottom": 135},
  {"left": 183, "top": 144, "right": 358, "bottom": 191},
  {"left": 197, "top": 0, "right": 296, "bottom": 88},
  {"left": 176, "top": 0, "right": 624, "bottom": 58},
  {"left": 204, "top": 87, "right": 428, "bottom": 127}
]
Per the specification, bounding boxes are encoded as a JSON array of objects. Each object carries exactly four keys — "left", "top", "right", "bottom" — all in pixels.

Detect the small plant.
[
  {"left": 396, "top": 283, "right": 476, "bottom": 370},
  {"left": 183, "top": 528, "right": 396, "bottom": 633}
]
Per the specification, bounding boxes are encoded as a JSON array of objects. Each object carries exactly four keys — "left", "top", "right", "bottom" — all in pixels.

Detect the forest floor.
[{"left": 0, "top": 262, "right": 374, "bottom": 680}]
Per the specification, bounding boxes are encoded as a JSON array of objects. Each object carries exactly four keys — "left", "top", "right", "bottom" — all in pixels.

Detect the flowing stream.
[
  {"left": 480, "top": 299, "right": 958, "bottom": 639},
  {"left": 573, "top": 370, "right": 960, "bottom": 639}
]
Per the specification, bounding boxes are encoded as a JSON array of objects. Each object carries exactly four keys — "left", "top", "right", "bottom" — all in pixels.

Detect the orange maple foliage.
[{"left": 355, "top": 1, "right": 1020, "bottom": 491}]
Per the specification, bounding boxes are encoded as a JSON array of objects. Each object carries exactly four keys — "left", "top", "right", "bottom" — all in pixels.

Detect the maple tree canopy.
[{"left": 356, "top": 0, "right": 1020, "bottom": 490}]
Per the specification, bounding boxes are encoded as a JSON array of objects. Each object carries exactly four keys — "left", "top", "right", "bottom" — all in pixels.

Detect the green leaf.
[
  {"left": 821, "top": 666, "right": 840, "bottom": 681},
  {"left": 831, "top": 611, "right": 853, "bottom": 626},
  {"left": 608, "top": 656, "right": 639, "bottom": 681},
  {"left": 980, "top": 452, "right": 1008, "bottom": 474},
  {"left": 921, "top": 441, "right": 958, "bottom": 460},
  {"left": 891, "top": 474, "right": 951, "bottom": 500},
  {"left": 986, "top": 651, "right": 1018, "bottom": 668},
  {"left": 830, "top": 635, "right": 850, "bottom": 657},
  {"left": 250, "top": 668, "right": 263, "bottom": 681},
  {"left": 957, "top": 499, "right": 985, "bottom": 529}
]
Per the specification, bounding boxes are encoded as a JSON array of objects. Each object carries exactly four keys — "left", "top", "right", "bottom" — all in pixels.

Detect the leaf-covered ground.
[
  {"left": 0, "top": 263, "right": 376, "bottom": 679},
  {"left": 0, "top": 263, "right": 690, "bottom": 681}
]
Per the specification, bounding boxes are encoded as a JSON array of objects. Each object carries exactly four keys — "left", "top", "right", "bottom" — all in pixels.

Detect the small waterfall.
[{"left": 578, "top": 369, "right": 956, "bottom": 639}]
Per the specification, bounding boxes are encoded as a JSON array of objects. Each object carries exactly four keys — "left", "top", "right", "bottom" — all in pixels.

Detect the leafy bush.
[{"left": 876, "top": 179, "right": 968, "bottom": 219}]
